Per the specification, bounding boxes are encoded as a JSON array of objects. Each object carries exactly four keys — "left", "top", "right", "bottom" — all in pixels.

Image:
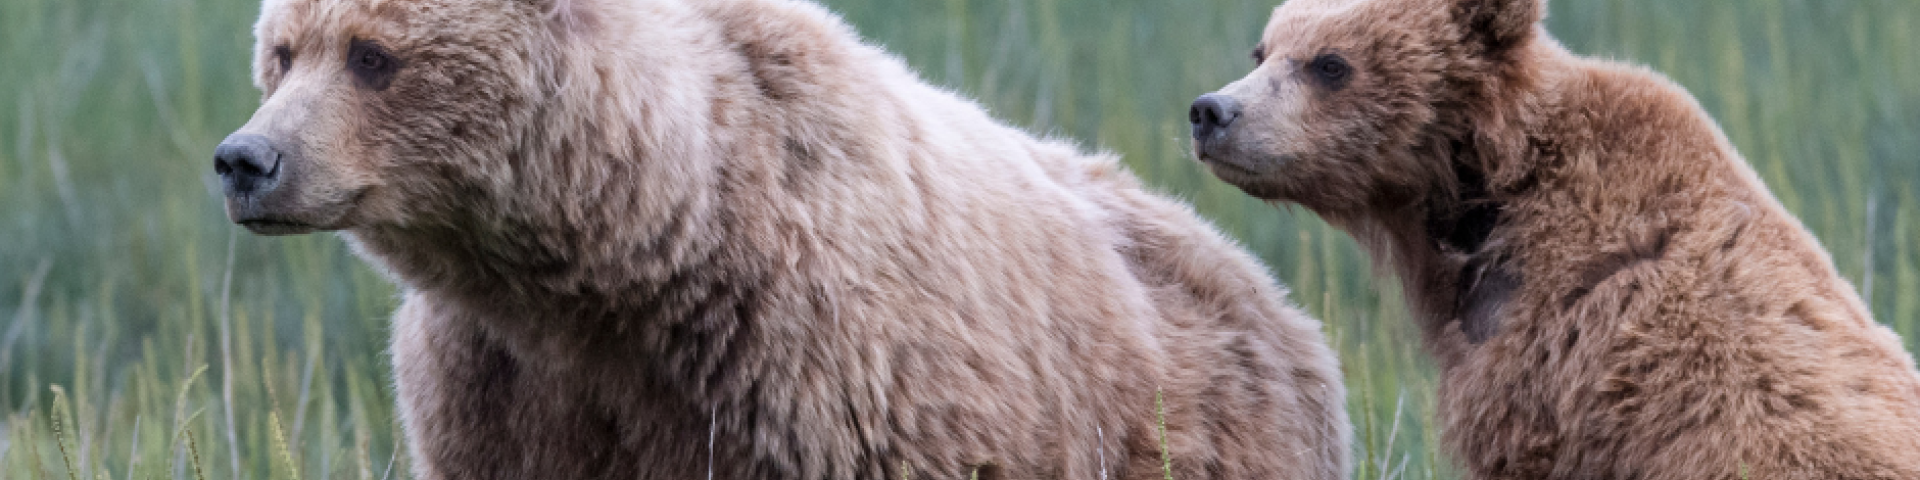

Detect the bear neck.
[
  {"left": 346, "top": 192, "right": 738, "bottom": 312},
  {"left": 1344, "top": 41, "right": 1569, "bottom": 363},
  {"left": 345, "top": 156, "right": 790, "bottom": 400},
  {"left": 1346, "top": 160, "right": 1520, "bottom": 364}
]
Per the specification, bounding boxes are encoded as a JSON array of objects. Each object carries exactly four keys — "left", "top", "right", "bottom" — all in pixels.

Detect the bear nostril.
[{"left": 214, "top": 133, "right": 284, "bottom": 194}]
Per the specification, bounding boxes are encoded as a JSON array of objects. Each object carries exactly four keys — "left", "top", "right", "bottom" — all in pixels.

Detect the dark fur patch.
[
  {"left": 1458, "top": 258, "right": 1518, "bottom": 344},
  {"left": 781, "top": 136, "right": 820, "bottom": 189},
  {"left": 1454, "top": 0, "right": 1539, "bottom": 56},
  {"left": 1424, "top": 152, "right": 1512, "bottom": 344},
  {"left": 1720, "top": 212, "right": 1750, "bottom": 252},
  {"left": 1449, "top": 202, "right": 1502, "bottom": 252},
  {"left": 1427, "top": 156, "right": 1502, "bottom": 253},
  {"left": 1560, "top": 227, "right": 1671, "bottom": 310},
  {"left": 969, "top": 464, "right": 1005, "bottom": 480},
  {"left": 736, "top": 41, "right": 800, "bottom": 101},
  {"left": 471, "top": 336, "right": 522, "bottom": 403}
]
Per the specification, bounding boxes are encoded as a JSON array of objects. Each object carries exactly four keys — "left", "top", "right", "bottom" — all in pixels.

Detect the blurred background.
[{"left": 1, "top": 0, "right": 1915, "bottom": 478}]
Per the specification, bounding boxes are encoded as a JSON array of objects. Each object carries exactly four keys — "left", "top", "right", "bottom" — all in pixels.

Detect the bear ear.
[{"left": 1453, "top": 0, "right": 1543, "bottom": 54}]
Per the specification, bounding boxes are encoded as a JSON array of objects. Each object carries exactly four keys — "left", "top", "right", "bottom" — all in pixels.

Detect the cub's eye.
[
  {"left": 1306, "top": 53, "right": 1352, "bottom": 89},
  {"left": 354, "top": 48, "right": 387, "bottom": 71},
  {"left": 1251, "top": 45, "right": 1267, "bottom": 66},
  {"left": 347, "top": 39, "right": 401, "bottom": 90},
  {"left": 273, "top": 45, "right": 293, "bottom": 72}
]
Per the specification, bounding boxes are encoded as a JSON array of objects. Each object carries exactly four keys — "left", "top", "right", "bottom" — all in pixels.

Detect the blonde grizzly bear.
[
  {"left": 1188, "top": 0, "right": 1920, "bottom": 478},
  {"left": 211, "top": 0, "right": 1352, "bottom": 478}
]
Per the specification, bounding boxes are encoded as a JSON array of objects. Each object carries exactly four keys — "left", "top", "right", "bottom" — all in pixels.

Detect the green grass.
[{"left": 2, "top": 0, "right": 1916, "bottom": 479}]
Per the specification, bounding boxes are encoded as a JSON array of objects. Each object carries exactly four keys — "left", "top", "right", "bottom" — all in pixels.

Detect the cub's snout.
[
  {"left": 1189, "top": 93, "right": 1251, "bottom": 171},
  {"left": 1187, "top": 90, "right": 1287, "bottom": 186},
  {"left": 1189, "top": 93, "right": 1243, "bottom": 150}
]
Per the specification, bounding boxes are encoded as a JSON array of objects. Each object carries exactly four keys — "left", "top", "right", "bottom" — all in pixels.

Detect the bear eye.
[
  {"left": 273, "top": 45, "right": 293, "bottom": 72},
  {"left": 1251, "top": 45, "right": 1267, "bottom": 66},
  {"left": 1306, "top": 53, "right": 1352, "bottom": 89},
  {"left": 347, "top": 39, "right": 401, "bottom": 91}
]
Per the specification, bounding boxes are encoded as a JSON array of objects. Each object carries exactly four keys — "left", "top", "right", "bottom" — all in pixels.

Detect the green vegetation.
[{"left": 2, "top": 0, "right": 1914, "bottom": 478}]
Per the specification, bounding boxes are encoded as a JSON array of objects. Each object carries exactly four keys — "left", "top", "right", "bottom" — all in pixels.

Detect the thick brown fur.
[
  {"left": 223, "top": 0, "right": 1352, "bottom": 478},
  {"left": 1192, "top": 0, "right": 1920, "bottom": 478}
]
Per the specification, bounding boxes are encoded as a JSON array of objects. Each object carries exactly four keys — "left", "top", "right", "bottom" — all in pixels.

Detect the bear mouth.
[
  {"left": 1195, "top": 153, "right": 1294, "bottom": 201},
  {"left": 1197, "top": 152, "right": 1287, "bottom": 180},
  {"left": 239, "top": 218, "right": 320, "bottom": 236},
  {"left": 1200, "top": 155, "right": 1264, "bottom": 177},
  {"left": 225, "top": 187, "right": 367, "bottom": 236}
]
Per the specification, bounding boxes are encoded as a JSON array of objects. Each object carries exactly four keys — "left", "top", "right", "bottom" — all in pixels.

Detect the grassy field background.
[{"left": 2, "top": 0, "right": 1915, "bottom": 478}]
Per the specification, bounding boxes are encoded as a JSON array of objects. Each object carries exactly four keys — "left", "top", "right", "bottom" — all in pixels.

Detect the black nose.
[
  {"left": 1189, "top": 94, "right": 1242, "bottom": 141},
  {"left": 214, "top": 134, "right": 282, "bottom": 195}
]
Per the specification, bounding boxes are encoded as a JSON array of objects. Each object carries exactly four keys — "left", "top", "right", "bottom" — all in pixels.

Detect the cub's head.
[
  {"left": 1189, "top": 0, "right": 1542, "bottom": 214},
  {"left": 213, "top": 0, "right": 562, "bottom": 235}
]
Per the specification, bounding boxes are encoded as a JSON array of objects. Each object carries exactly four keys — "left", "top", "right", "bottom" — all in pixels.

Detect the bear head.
[
  {"left": 1188, "top": 0, "right": 1543, "bottom": 216},
  {"left": 212, "top": 0, "right": 715, "bottom": 238}
]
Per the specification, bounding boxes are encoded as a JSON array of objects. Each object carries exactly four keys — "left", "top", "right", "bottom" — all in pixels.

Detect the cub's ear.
[{"left": 1454, "top": 0, "right": 1542, "bottom": 54}]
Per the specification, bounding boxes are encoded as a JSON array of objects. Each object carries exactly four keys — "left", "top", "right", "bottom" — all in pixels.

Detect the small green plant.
[
  {"left": 175, "top": 411, "right": 210, "bottom": 480},
  {"left": 49, "top": 387, "right": 80, "bottom": 480},
  {"left": 1157, "top": 389, "right": 1172, "bottom": 480}
]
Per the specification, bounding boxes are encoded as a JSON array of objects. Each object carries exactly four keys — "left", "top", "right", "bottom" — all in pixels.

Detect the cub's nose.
[
  {"left": 1189, "top": 94, "right": 1242, "bottom": 142},
  {"left": 214, "top": 133, "right": 283, "bottom": 196}
]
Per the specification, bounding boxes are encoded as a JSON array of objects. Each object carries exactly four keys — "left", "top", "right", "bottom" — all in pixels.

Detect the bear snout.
[
  {"left": 214, "top": 133, "right": 284, "bottom": 197},
  {"left": 1189, "top": 93, "right": 1285, "bottom": 179},
  {"left": 214, "top": 133, "right": 326, "bottom": 236}
]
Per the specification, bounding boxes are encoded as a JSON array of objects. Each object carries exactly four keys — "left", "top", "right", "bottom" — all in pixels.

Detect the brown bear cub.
[
  {"left": 1189, "top": 0, "right": 1920, "bottom": 478},
  {"left": 212, "top": 0, "right": 1352, "bottom": 478}
]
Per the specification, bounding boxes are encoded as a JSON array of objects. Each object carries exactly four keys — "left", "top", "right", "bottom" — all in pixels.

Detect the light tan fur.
[
  {"left": 1192, "top": 0, "right": 1920, "bottom": 478},
  {"left": 225, "top": 0, "right": 1352, "bottom": 478}
]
